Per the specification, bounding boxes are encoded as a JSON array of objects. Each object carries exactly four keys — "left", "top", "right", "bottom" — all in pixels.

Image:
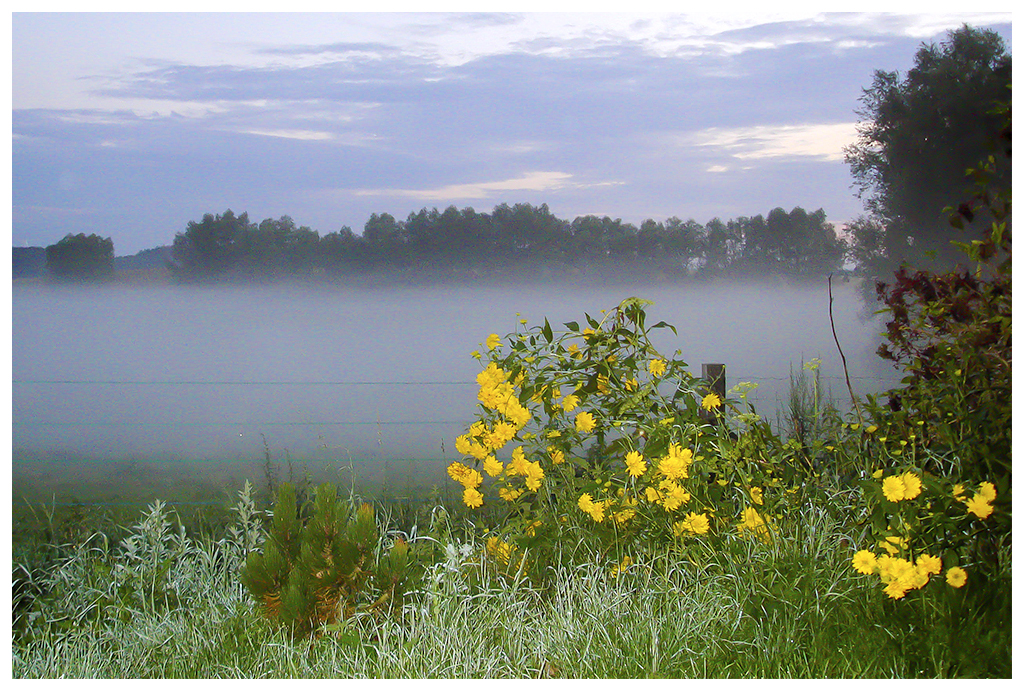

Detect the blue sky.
[{"left": 10, "top": 9, "right": 1013, "bottom": 255}]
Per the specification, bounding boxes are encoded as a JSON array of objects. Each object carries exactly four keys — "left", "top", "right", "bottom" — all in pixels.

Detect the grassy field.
[{"left": 10, "top": 470, "right": 1012, "bottom": 678}]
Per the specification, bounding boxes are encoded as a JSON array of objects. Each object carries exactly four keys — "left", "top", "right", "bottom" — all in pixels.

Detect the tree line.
[{"left": 165, "top": 204, "right": 846, "bottom": 283}]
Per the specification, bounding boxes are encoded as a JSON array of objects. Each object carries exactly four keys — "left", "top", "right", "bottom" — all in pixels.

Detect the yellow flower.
[
  {"left": 610, "top": 556, "right": 633, "bottom": 578},
  {"left": 916, "top": 554, "right": 942, "bottom": 576},
  {"left": 524, "top": 461, "right": 544, "bottom": 491},
  {"left": 852, "top": 550, "right": 878, "bottom": 575},
  {"left": 499, "top": 486, "right": 523, "bottom": 502},
  {"left": 900, "top": 472, "right": 922, "bottom": 500},
  {"left": 872, "top": 469, "right": 884, "bottom": 479},
  {"left": 952, "top": 483, "right": 967, "bottom": 502},
  {"left": 878, "top": 535, "right": 907, "bottom": 555},
  {"left": 482, "top": 455, "right": 504, "bottom": 477},
  {"left": 561, "top": 394, "right": 580, "bottom": 412},
  {"left": 470, "top": 350, "right": 481, "bottom": 360},
  {"left": 750, "top": 486, "right": 764, "bottom": 506},
  {"left": 884, "top": 580, "right": 908, "bottom": 600},
  {"left": 577, "top": 493, "right": 605, "bottom": 522},
  {"left": 624, "top": 450, "right": 647, "bottom": 477},
  {"left": 674, "top": 512, "right": 710, "bottom": 536},
  {"left": 701, "top": 393, "right": 722, "bottom": 411},
  {"left": 865, "top": 425, "right": 878, "bottom": 434},
  {"left": 613, "top": 506, "right": 636, "bottom": 524},
  {"left": 977, "top": 481, "right": 997, "bottom": 503},
  {"left": 882, "top": 475, "right": 906, "bottom": 502},
  {"left": 648, "top": 359, "right": 667, "bottom": 377},
  {"left": 486, "top": 333, "right": 501, "bottom": 350},
  {"left": 462, "top": 486, "right": 484, "bottom": 509},
  {"left": 548, "top": 447, "right": 565, "bottom": 465},
  {"left": 575, "top": 410, "right": 596, "bottom": 433},
  {"left": 946, "top": 566, "right": 967, "bottom": 588},
  {"left": 965, "top": 494, "right": 994, "bottom": 519},
  {"left": 658, "top": 479, "right": 691, "bottom": 511},
  {"left": 455, "top": 434, "right": 473, "bottom": 456},
  {"left": 447, "top": 462, "right": 482, "bottom": 488},
  {"left": 508, "top": 446, "right": 529, "bottom": 476},
  {"left": 657, "top": 444, "right": 692, "bottom": 481}
]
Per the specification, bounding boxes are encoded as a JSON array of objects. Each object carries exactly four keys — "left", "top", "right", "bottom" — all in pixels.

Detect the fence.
[{"left": 12, "top": 366, "right": 902, "bottom": 508}]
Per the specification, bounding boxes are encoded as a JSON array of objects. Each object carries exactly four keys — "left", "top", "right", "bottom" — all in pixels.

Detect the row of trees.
[{"left": 168, "top": 204, "right": 847, "bottom": 282}]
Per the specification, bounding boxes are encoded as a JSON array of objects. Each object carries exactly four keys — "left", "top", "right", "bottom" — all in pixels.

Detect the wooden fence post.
[{"left": 700, "top": 363, "right": 726, "bottom": 425}]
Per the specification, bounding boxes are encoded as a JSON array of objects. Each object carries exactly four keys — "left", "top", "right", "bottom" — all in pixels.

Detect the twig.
[{"left": 829, "top": 274, "right": 863, "bottom": 422}]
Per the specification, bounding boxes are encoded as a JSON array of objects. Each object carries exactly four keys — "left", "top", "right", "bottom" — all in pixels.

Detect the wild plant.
[
  {"left": 240, "top": 481, "right": 426, "bottom": 637},
  {"left": 445, "top": 298, "right": 812, "bottom": 581},
  {"left": 837, "top": 120, "right": 1011, "bottom": 643}
]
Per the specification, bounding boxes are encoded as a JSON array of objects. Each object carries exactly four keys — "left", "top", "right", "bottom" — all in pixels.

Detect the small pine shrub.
[{"left": 240, "top": 482, "right": 422, "bottom": 637}]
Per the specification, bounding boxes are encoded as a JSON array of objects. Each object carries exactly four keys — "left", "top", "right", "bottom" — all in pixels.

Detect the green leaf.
[{"left": 542, "top": 318, "right": 553, "bottom": 343}]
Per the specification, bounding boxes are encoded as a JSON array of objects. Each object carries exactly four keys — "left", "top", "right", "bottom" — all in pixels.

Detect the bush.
[
  {"left": 240, "top": 482, "right": 423, "bottom": 637},
  {"left": 844, "top": 104, "right": 1010, "bottom": 609},
  {"left": 446, "top": 298, "right": 813, "bottom": 580}
]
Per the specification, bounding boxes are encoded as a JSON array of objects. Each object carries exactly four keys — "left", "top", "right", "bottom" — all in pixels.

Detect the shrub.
[
  {"left": 447, "top": 298, "right": 812, "bottom": 579},
  {"left": 847, "top": 103, "right": 1011, "bottom": 604},
  {"left": 240, "top": 482, "right": 422, "bottom": 637}
]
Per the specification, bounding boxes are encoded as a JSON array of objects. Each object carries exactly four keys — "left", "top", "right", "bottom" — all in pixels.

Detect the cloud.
[
  {"left": 351, "top": 171, "right": 622, "bottom": 201},
  {"left": 240, "top": 128, "right": 335, "bottom": 141},
  {"left": 688, "top": 122, "right": 858, "bottom": 161}
]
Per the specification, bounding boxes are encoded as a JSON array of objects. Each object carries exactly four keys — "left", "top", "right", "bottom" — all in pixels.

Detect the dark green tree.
[
  {"left": 45, "top": 233, "right": 114, "bottom": 280},
  {"left": 844, "top": 24, "right": 1011, "bottom": 274},
  {"left": 170, "top": 209, "right": 253, "bottom": 281}
]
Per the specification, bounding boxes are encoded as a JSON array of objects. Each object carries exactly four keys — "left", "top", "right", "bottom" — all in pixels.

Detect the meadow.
[{"left": 11, "top": 286, "right": 1012, "bottom": 678}]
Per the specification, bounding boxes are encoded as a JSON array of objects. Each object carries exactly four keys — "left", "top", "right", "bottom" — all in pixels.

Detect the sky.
[{"left": 8, "top": 7, "right": 1014, "bottom": 256}]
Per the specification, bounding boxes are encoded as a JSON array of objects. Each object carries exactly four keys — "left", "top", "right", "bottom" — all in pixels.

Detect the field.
[
  {"left": 10, "top": 472, "right": 1011, "bottom": 678},
  {"left": 11, "top": 278, "right": 1011, "bottom": 679}
]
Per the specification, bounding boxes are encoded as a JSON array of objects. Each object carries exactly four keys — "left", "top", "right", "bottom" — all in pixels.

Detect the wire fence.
[{"left": 13, "top": 373, "right": 903, "bottom": 508}]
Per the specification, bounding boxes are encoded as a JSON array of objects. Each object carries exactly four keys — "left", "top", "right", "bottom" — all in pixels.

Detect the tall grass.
[{"left": 13, "top": 477, "right": 1005, "bottom": 678}]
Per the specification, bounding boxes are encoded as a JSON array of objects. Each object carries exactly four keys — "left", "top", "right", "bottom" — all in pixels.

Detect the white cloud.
[
  {"left": 690, "top": 122, "right": 858, "bottom": 161},
  {"left": 352, "top": 170, "right": 618, "bottom": 200},
  {"left": 241, "top": 128, "right": 335, "bottom": 141}
]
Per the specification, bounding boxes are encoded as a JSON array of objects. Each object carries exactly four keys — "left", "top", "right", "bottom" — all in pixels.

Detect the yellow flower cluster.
[
  {"left": 578, "top": 493, "right": 609, "bottom": 522},
  {"left": 880, "top": 471, "right": 923, "bottom": 502},
  {"left": 958, "top": 481, "right": 997, "bottom": 519},
  {"left": 656, "top": 444, "right": 692, "bottom": 481},
  {"left": 475, "top": 362, "right": 531, "bottom": 428},
  {"left": 851, "top": 549, "right": 963, "bottom": 599},
  {"left": 447, "top": 462, "right": 485, "bottom": 508}
]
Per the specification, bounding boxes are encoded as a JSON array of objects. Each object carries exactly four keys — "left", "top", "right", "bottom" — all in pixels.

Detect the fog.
[{"left": 12, "top": 279, "right": 900, "bottom": 487}]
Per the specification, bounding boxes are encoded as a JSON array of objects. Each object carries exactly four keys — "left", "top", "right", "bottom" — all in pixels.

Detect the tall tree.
[{"left": 844, "top": 25, "right": 1011, "bottom": 273}]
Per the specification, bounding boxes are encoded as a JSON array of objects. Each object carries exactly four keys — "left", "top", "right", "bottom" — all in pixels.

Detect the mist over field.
[{"left": 12, "top": 279, "right": 900, "bottom": 487}]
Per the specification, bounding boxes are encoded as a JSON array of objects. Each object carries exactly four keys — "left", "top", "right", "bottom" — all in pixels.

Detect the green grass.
[{"left": 11, "top": 483, "right": 1011, "bottom": 678}]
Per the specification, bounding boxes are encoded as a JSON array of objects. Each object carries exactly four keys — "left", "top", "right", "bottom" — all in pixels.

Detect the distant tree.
[
  {"left": 170, "top": 209, "right": 252, "bottom": 281},
  {"left": 844, "top": 24, "right": 1011, "bottom": 272},
  {"left": 698, "top": 217, "right": 738, "bottom": 276},
  {"left": 362, "top": 212, "right": 404, "bottom": 265},
  {"left": 12, "top": 247, "right": 48, "bottom": 279},
  {"left": 45, "top": 233, "right": 114, "bottom": 280}
]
